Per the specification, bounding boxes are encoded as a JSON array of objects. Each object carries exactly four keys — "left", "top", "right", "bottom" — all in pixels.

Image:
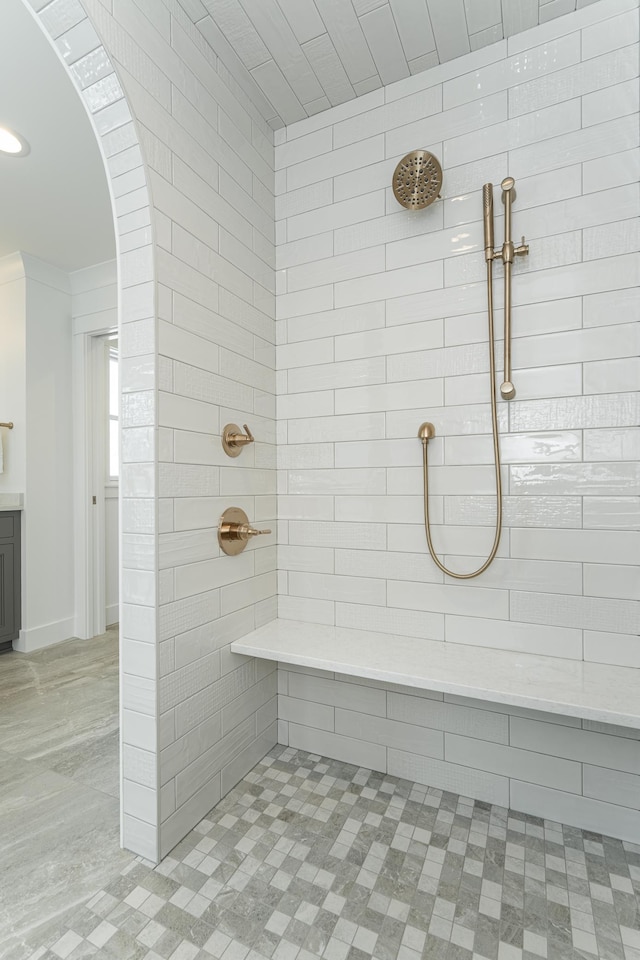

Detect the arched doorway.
[{"left": 8, "top": 0, "right": 157, "bottom": 863}]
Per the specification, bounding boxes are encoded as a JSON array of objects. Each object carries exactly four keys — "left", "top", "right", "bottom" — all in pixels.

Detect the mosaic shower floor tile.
[{"left": 13, "top": 746, "right": 640, "bottom": 960}]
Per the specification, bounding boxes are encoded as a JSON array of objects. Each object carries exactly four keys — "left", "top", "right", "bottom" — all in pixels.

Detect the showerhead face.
[{"left": 392, "top": 150, "right": 442, "bottom": 210}]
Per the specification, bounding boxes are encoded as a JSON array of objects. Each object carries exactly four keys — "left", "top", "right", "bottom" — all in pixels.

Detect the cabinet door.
[{"left": 0, "top": 541, "right": 17, "bottom": 645}]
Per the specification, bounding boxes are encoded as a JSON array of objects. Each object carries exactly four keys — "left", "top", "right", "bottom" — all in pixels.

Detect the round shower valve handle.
[
  {"left": 222, "top": 423, "right": 254, "bottom": 457},
  {"left": 219, "top": 507, "right": 271, "bottom": 555}
]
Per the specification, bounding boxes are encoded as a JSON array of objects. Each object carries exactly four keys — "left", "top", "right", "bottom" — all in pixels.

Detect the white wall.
[
  {"left": 274, "top": 0, "right": 640, "bottom": 840},
  {"left": 275, "top": 0, "right": 639, "bottom": 667},
  {"left": 0, "top": 253, "right": 75, "bottom": 651},
  {"left": 149, "top": 19, "right": 278, "bottom": 858},
  {"left": 28, "top": 0, "right": 277, "bottom": 861},
  {"left": 24, "top": 258, "right": 75, "bottom": 649},
  {"left": 105, "top": 489, "right": 118, "bottom": 626},
  {"left": 0, "top": 255, "right": 27, "bottom": 494},
  {"left": 71, "top": 261, "right": 117, "bottom": 337},
  {"left": 70, "top": 261, "right": 119, "bottom": 631},
  {"left": 278, "top": 666, "right": 640, "bottom": 843},
  {"left": 0, "top": 254, "right": 119, "bottom": 647}
]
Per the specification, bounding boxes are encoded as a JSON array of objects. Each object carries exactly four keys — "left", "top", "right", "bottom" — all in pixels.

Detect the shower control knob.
[
  {"left": 515, "top": 236, "right": 529, "bottom": 257},
  {"left": 219, "top": 507, "right": 271, "bottom": 555},
  {"left": 222, "top": 423, "right": 254, "bottom": 457}
]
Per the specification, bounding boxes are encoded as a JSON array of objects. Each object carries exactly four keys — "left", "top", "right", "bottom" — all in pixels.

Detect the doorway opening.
[{"left": 86, "top": 332, "right": 119, "bottom": 637}]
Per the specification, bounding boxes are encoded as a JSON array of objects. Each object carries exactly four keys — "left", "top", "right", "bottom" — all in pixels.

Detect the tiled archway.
[{"left": 23, "top": 0, "right": 159, "bottom": 860}]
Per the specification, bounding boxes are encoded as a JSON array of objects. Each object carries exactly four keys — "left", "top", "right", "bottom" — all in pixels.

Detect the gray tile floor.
[
  {"left": 10, "top": 745, "right": 640, "bottom": 960},
  {"left": 0, "top": 629, "right": 132, "bottom": 953}
]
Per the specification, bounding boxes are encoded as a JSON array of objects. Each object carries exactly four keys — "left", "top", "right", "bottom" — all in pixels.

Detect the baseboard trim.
[
  {"left": 14, "top": 617, "right": 75, "bottom": 653},
  {"left": 106, "top": 603, "right": 119, "bottom": 627}
]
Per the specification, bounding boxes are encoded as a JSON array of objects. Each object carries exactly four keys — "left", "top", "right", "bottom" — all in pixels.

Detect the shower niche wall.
[
  {"left": 276, "top": 0, "right": 639, "bottom": 655},
  {"left": 274, "top": 0, "right": 640, "bottom": 838}
]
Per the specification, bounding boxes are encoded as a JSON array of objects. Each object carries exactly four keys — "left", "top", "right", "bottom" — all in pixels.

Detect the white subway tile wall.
[
  {"left": 32, "top": 0, "right": 277, "bottom": 861},
  {"left": 276, "top": 0, "right": 640, "bottom": 673},
  {"left": 31, "top": 1, "right": 161, "bottom": 860},
  {"left": 279, "top": 666, "right": 640, "bottom": 842},
  {"left": 148, "top": 0, "right": 279, "bottom": 858}
]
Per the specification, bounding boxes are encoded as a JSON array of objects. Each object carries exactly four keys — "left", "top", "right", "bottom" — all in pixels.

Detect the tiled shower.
[
  {"left": 275, "top": 0, "right": 640, "bottom": 846},
  {"left": 28, "top": 0, "right": 639, "bottom": 869}
]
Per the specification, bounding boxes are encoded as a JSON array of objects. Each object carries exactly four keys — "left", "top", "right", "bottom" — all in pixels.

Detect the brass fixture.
[
  {"left": 222, "top": 423, "right": 254, "bottom": 457},
  {"left": 484, "top": 177, "right": 529, "bottom": 400},
  {"left": 218, "top": 507, "right": 271, "bottom": 556},
  {"left": 0, "top": 422, "right": 13, "bottom": 429},
  {"left": 418, "top": 176, "right": 529, "bottom": 579},
  {"left": 482, "top": 182, "right": 494, "bottom": 263},
  {"left": 418, "top": 257, "right": 503, "bottom": 580},
  {"left": 392, "top": 150, "right": 442, "bottom": 210}
]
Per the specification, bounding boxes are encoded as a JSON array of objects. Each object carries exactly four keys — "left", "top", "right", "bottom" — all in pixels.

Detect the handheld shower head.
[
  {"left": 482, "top": 183, "right": 494, "bottom": 262},
  {"left": 392, "top": 150, "right": 442, "bottom": 210}
]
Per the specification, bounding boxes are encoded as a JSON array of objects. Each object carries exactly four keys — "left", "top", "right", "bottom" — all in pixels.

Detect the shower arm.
[{"left": 483, "top": 178, "right": 528, "bottom": 401}]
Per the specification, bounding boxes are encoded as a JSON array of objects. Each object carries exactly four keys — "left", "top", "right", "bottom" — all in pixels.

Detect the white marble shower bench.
[{"left": 231, "top": 619, "right": 640, "bottom": 730}]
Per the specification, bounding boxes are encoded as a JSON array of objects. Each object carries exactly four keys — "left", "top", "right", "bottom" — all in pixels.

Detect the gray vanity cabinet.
[{"left": 0, "top": 511, "right": 21, "bottom": 652}]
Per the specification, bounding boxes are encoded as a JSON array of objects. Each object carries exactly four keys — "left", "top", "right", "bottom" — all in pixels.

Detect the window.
[{"left": 107, "top": 341, "right": 118, "bottom": 480}]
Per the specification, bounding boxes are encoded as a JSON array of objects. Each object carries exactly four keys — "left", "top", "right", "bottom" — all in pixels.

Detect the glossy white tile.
[
  {"left": 583, "top": 357, "right": 640, "bottom": 394},
  {"left": 288, "top": 520, "right": 386, "bottom": 550},
  {"left": 582, "top": 7, "right": 639, "bottom": 59},
  {"left": 447, "top": 33, "right": 580, "bottom": 110},
  {"left": 511, "top": 590, "right": 639, "bottom": 634},
  {"left": 510, "top": 461, "right": 640, "bottom": 496},
  {"left": 510, "top": 717, "right": 640, "bottom": 773},
  {"left": 287, "top": 357, "right": 385, "bottom": 394},
  {"left": 285, "top": 301, "right": 384, "bottom": 344},
  {"left": 584, "top": 631, "right": 640, "bottom": 669},
  {"left": 445, "top": 733, "right": 582, "bottom": 793},
  {"left": 335, "top": 378, "right": 444, "bottom": 416},
  {"left": 583, "top": 496, "right": 640, "bottom": 530},
  {"left": 583, "top": 428, "right": 640, "bottom": 462},
  {"left": 583, "top": 148, "right": 640, "bottom": 194},
  {"left": 584, "top": 563, "right": 640, "bottom": 601},
  {"left": 509, "top": 44, "right": 637, "bottom": 117},
  {"left": 445, "top": 615, "right": 582, "bottom": 659},
  {"left": 510, "top": 527, "right": 640, "bottom": 564},
  {"left": 388, "top": 580, "right": 509, "bottom": 619},
  {"left": 335, "top": 260, "right": 444, "bottom": 308}
]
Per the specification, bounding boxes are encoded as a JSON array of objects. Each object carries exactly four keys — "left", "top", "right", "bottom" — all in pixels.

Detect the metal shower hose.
[{"left": 420, "top": 261, "right": 503, "bottom": 579}]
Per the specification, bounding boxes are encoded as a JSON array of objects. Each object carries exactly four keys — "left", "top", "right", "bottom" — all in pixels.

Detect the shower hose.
[{"left": 420, "top": 262, "right": 503, "bottom": 579}]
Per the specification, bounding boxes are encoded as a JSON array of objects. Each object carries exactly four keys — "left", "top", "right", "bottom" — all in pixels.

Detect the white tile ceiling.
[{"left": 193, "top": 0, "right": 603, "bottom": 128}]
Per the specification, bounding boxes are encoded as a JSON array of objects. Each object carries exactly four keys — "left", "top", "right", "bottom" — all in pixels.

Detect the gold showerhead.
[{"left": 392, "top": 150, "right": 442, "bottom": 210}]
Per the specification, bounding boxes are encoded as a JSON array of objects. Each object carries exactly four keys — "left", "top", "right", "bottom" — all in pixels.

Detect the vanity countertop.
[{"left": 0, "top": 493, "right": 24, "bottom": 510}]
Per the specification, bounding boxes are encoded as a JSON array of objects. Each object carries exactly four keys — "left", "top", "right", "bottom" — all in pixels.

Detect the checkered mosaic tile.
[{"left": 18, "top": 747, "right": 640, "bottom": 960}]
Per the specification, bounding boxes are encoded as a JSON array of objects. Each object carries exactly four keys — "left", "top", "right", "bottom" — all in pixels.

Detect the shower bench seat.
[{"left": 231, "top": 618, "right": 640, "bottom": 729}]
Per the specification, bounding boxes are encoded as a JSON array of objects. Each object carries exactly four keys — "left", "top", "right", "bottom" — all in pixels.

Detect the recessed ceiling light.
[{"left": 0, "top": 126, "right": 30, "bottom": 157}]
